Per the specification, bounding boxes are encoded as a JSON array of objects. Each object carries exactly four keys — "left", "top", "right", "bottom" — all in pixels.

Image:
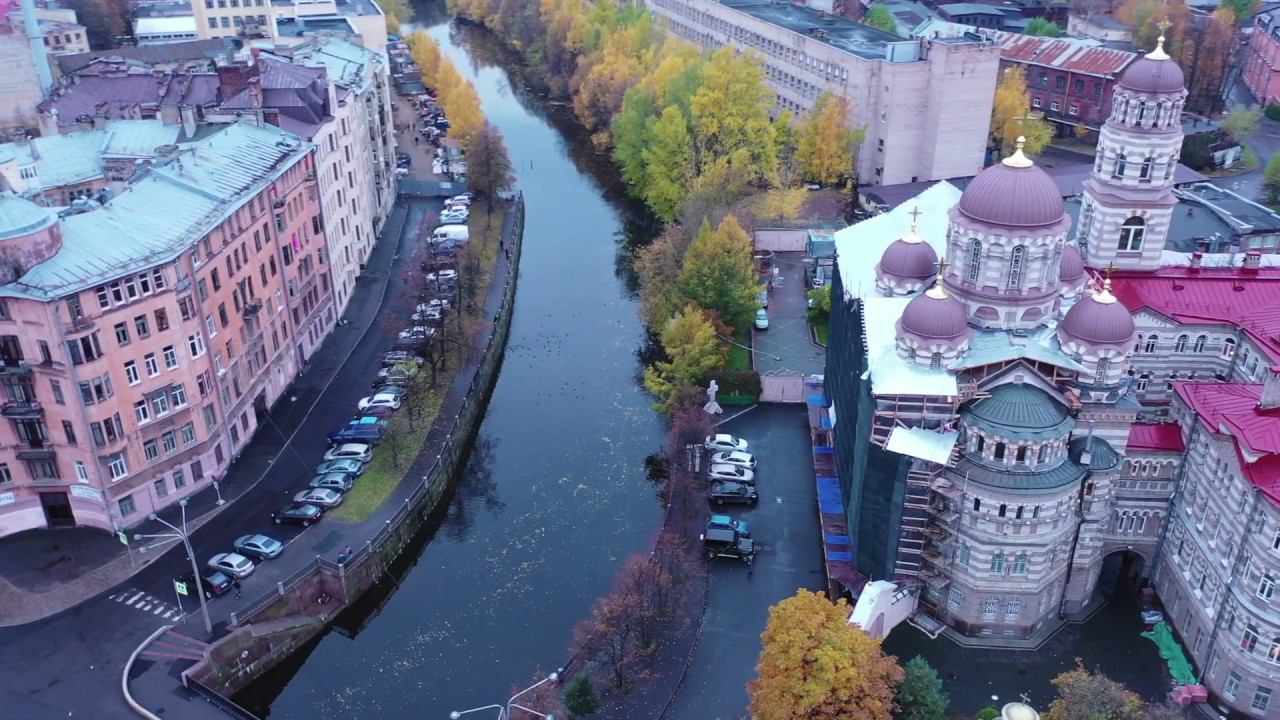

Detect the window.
[
  {"left": 1113, "top": 153, "right": 1127, "bottom": 178},
  {"left": 991, "top": 552, "right": 1006, "bottom": 574},
  {"left": 1243, "top": 625, "right": 1260, "bottom": 653},
  {"left": 1050, "top": 100, "right": 1061, "bottom": 112},
  {"left": 1195, "top": 335, "right": 1208, "bottom": 353},
  {"left": 144, "top": 439, "right": 159, "bottom": 462},
  {"left": 108, "top": 454, "right": 128, "bottom": 481},
  {"left": 152, "top": 393, "right": 169, "bottom": 416},
  {"left": 50, "top": 379, "right": 63, "bottom": 405},
  {"left": 1068, "top": 105, "right": 1079, "bottom": 116},
  {"left": 114, "top": 322, "right": 130, "bottom": 346},
  {"left": 144, "top": 353, "right": 159, "bottom": 377},
  {"left": 181, "top": 422, "right": 196, "bottom": 445},
  {"left": 1259, "top": 574, "right": 1275, "bottom": 601},
  {"left": 1012, "top": 553, "right": 1028, "bottom": 575},
  {"left": 179, "top": 296, "right": 195, "bottom": 321},
  {"left": 1253, "top": 687, "right": 1272, "bottom": 713},
  {"left": 959, "top": 543, "right": 971, "bottom": 566},
  {"left": 65, "top": 333, "right": 103, "bottom": 365},
  {"left": 982, "top": 598, "right": 999, "bottom": 620},
  {"left": 1006, "top": 245, "right": 1025, "bottom": 289},
  {"left": 1144, "top": 335, "right": 1158, "bottom": 353},
  {"left": 948, "top": 587, "right": 964, "bottom": 611},
  {"left": 999, "top": 503, "right": 1008, "bottom": 517},
  {"left": 973, "top": 497, "right": 981, "bottom": 512},
  {"left": 1225, "top": 672, "right": 1241, "bottom": 699},
  {"left": 1273, "top": 526, "right": 1280, "bottom": 551},
  {"left": 1223, "top": 338, "right": 1237, "bottom": 359},
  {"left": 1004, "top": 598, "right": 1023, "bottom": 621},
  {"left": 0, "top": 463, "right": 9, "bottom": 484},
  {"left": 1269, "top": 641, "right": 1280, "bottom": 666},
  {"left": 1175, "top": 334, "right": 1188, "bottom": 353},
  {"left": 994, "top": 442, "right": 1006, "bottom": 461},
  {"left": 117, "top": 494, "right": 136, "bottom": 515},
  {"left": 134, "top": 400, "right": 150, "bottom": 424},
  {"left": 1031, "top": 96, "right": 1042, "bottom": 109},
  {"left": 163, "top": 345, "right": 178, "bottom": 369},
  {"left": 162, "top": 430, "right": 177, "bottom": 454},
  {"left": 188, "top": 333, "right": 205, "bottom": 358},
  {"left": 205, "top": 315, "right": 216, "bottom": 338},
  {"left": 171, "top": 385, "right": 187, "bottom": 407},
  {"left": 173, "top": 467, "right": 186, "bottom": 489},
  {"left": 134, "top": 315, "right": 149, "bottom": 339},
  {"left": 155, "top": 309, "right": 169, "bottom": 332},
  {"left": 1095, "top": 356, "right": 1110, "bottom": 384},
  {"left": 1119, "top": 217, "right": 1145, "bottom": 251},
  {"left": 965, "top": 239, "right": 982, "bottom": 283},
  {"left": 62, "top": 420, "right": 76, "bottom": 445},
  {"left": 1140, "top": 156, "right": 1154, "bottom": 181},
  {"left": 74, "top": 461, "right": 87, "bottom": 482},
  {"left": 124, "top": 361, "right": 140, "bottom": 385}
]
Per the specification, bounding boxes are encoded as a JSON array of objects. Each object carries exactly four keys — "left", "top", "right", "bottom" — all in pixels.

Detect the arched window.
[
  {"left": 1223, "top": 338, "right": 1237, "bottom": 358},
  {"left": 930, "top": 352, "right": 942, "bottom": 369},
  {"left": 966, "top": 239, "right": 982, "bottom": 283},
  {"left": 1032, "top": 505, "right": 1041, "bottom": 519},
  {"left": 973, "top": 497, "right": 981, "bottom": 512},
  {"left": 1037, "top": 444, "right": 1048, "bottom": 463},
  {"left": 1015, "top": 505, "right": 1024, "bottom": 519},
  {"left": 1119, "top": 217, "right": 1145, "bottom": 251},
  {"left": 1140, "top": 156, "right": 1154, "bottom": 180},
  {"left": 1095, "top": 356, "right": 1110, "bottom": 384},
  {"left": 1136, "top": 373, "right": 1150, "bottom": 391},
  {"left": 1084, "top": 481, "right": 1095, "bottom": 496},
  {"left": 1144, "top": 334, "right": 1158, "bottom": 353},
  {"left": 1243, "top": 624, "right": 1260, "bottom": 652},
  {"left": 975, "top": 435, "right": 985, "bottom": 453},
  {"left": 1195, "top": 335, "right": 1208, "bottom": 353},
  {"left": 1015, "top": 446, "right": 1027, "bottom": 462},
  {"left": 999, "top": 503, "right": 1008, "bottom": 517},
  {"left": 1249, "top": 355, "right": 1260, "bottom": 376},
  {"left": 994, "top": 442, "right": 1006, "bottom": 461},
  {"left": 1006, "top": 245, "right": 1026, "bottom": 289},
  {"left": 1012, "top": 553, "right": 1029, "bottom": 575},
  {"left": 1113, "top": 152, "right": 1127, "bottom": 178},
  {"left": 1175, "top": 334, "right": 1189, "bottom": 353},
  {"left": 991, "top": 551, "right": 1006, "bottom": 574},
  {"left": 959, "top": 543, "right": 971, "bottom": 566},
  {"left": 1137, "top": 100, "right": 1147, "bottom": 124},
  {"left": 1134, "top": 334, "right": 1143, "bottom": 353}
]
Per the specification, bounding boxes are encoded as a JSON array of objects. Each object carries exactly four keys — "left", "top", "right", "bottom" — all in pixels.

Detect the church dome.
[
  {"left": 1058, "top": 280, "right": 1136, "bottom": 346},
  {"left": 1118, "top": 38, "right": 1185, "bottom": 94},
  {"left": 879, "top": 226, "right": 938, "bottom": 282},
  {"left": 1058, "top": 243, "right": 1084, "bottom": 282},
  {"left": 957, "top": 140, "right": 1065, "bottom": 229},
  {"left": 0, "top": 192, "right": 56, "bottom": 242},
  {"left": 965, "top": 382, "right": 1071, "bottom": 436},
  {"left": 900, "top": 283, "right": 969, "bottom": 341}
]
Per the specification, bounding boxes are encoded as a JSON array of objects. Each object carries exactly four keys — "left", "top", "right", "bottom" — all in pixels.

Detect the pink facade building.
[
  {"left": 0, "top": 121, "right": 334, "bottom": 537},
  {"left": 1242, "top": 8, "right": 1280, "bottom": 106}
]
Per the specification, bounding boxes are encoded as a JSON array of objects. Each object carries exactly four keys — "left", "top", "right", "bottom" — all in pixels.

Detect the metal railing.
[{"left": 231, "top": 193, "right": 524, "bottom": 629}]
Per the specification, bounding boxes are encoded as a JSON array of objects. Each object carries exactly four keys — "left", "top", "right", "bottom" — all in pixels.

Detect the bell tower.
[{"left": 1079, "top": 31, "right": 1187, "bottom": 271}]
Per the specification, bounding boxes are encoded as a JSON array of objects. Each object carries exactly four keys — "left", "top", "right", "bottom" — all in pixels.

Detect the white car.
[
  {"left": 324, "top": 443, "right": 374, "bottom": 463},
  {"left": 704, "top": 434, "right": 748, "bottom": 453},
  {"left": 357, "top": 393, "right": 402, "bottom": 412},
  {"left": 398, "top": 326, "right": 435, "bottom": 341},
  {"left": 416, "top": 300, "right": 451, "bottom": 314},
  {"left": 293, "top": 488, "right": 344, "bottom": 508},
  {"left": 412, "top": 308, "right": 443, "bottom": 322},
  {"left": 440, "top": 212, "right": 469, "bottom": 225},
  {"left": 426, "top": 270, "right": 458, "bottom": 283},
  {"left": 711, "top": 450, "right": 757, "bottom": 470},
  {"left": 709, "top": 463, "right": 755, "bottom": 483},
  {"left": 207, "top": 552, "right": 255, "bottom": 579}
]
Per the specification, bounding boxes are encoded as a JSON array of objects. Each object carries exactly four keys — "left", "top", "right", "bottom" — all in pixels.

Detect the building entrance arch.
[{"left": 1097, "top": 548, "right": 1148, "bottom": 599}]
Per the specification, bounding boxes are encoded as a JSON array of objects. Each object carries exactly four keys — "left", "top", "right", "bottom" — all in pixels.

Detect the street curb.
[{"left": 122, "top": 624, "right": 172, "bottom": 720}]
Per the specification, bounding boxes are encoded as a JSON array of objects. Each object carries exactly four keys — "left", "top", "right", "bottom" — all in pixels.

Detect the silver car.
[
  {"left": 233, "top": 534, "right": 284, "bottom": 560},
  {"left": 309, "top": 472, "right": 356, "bottom": 492},
  {"left": 708, "top": 463, "right": 754, "bottom": 484},
  {"left": 207, "top": 552, "right": 255, "bottom": 578},
  {"left": 294, "top": 488, "right": 344, "bottom": 508},
  {"left": 711, "top": 450, "right": 757, "bottom": 470}
]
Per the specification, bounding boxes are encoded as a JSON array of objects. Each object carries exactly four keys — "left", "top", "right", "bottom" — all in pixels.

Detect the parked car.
[
  {"left": 440, "top": 210, "right": 469, "bottom": 224},
  {"left": 309, "top": 472, "right": 356, "bottom": 492},
  {"left": 316, "top": 458, "right": 365, "bottom": 476},
  {"left": 709, "top": 480, "right": 758, "bottom": 506},
  {"left": 233, "top": 534, "right": 284, "bottom": 560},
  {"left": 754, "top": 308, "right": 770, "bottom": 331},
  {"left": 323, "top": 443, "right": 374, "bottom": 463},
  {"left": 375, "top": 364, "right": 417, "bottom": 386},
  {"left": 700, "top": 526, "right": 755, "bottom": 562},
  {"left": 412, "top": 307, "right": 444, "bottom": 323},
  {"left": 704, "top": 434, "right": 748, "bottom": 453},
  {"left": 711, "top": 450, "right": 757, "bottom": 470},
  {"left": 207, "top": 552, "right": 255, "bottom": 579},
  {"left": 381, "top": 351, "right": 425, "bottom": 367},
  {"left": 327, "top": 422, "right": 385, "bottom": 445},
  {"left": 398, "top": 326, "right": 435, "bottom": 342},
  {"left": 708, "top": 463, "right": 754, "bottom": 484},
  {"left": 294, "top": 488, "right": 345, "bottom": 508},
  {"left": 426, "top": 270, "right": 458, "bottom": 283},
  {"left": 272, "top": 502, "right": 324, "bottom": 527},
  {"left": 176, "top": 570, "right": 232, "bottom": 599},
  {"left": 756, "top": 288, "right": 769, "bottom": 308},
  {"left": 357, "top": 393, "right": 402, "bottom": 413},
  {"left": 369, "top": 386, "right": 407, "bottom": 402},
  {"left": 708, "top": 514, "right": 750, "bottom": 538}
]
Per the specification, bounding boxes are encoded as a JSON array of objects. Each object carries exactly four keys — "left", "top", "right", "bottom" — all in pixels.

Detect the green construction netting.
[{"left": 1141, "top": 621, "right": 1198, "bottom": 686}]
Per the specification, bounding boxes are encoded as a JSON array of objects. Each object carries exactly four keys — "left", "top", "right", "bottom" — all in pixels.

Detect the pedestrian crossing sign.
[{"left": 174, "top": 580, "right": 189, "bottom": 596}]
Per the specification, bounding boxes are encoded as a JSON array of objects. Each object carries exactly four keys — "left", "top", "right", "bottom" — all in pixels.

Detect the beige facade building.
[
  {"left": 644, "top": 0, "right": 1001, "bottom": 185},
  {"left": 188, "top": 0, "right": 388, "bottom": 55},
  {"left": 0, "top": 122, "right": 334, "bottom": 537}
]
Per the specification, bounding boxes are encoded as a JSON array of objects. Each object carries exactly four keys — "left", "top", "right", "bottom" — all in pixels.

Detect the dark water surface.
[{"left": 237, "top": 15, "right": 665, "bottom": 719}]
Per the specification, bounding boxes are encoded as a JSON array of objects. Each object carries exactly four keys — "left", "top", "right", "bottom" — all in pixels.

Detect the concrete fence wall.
[
  {"left": 760, "top": 375, "right": 806, "bottom": 403},
  {"left": 753, "top": 228, "right": 808, "bottom": 253}
]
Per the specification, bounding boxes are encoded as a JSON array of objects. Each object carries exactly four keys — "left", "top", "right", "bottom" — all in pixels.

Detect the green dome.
[
  {"left": 0, "top": 193, "right": 56, "bottom": 242},
  {"left": 1068, "top": 435, "right": 1120, "bottom": 471},
  {"left": 963, "top": 383, "right": 1072, "bottom": 440}
]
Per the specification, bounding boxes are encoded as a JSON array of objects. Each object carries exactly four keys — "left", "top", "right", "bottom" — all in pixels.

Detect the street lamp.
[
  {"left": 134, "top": 499, "right": 213, "bottom": 635},
  {"left": 450, "top": 670, "right": 561, "bottom": 720}
]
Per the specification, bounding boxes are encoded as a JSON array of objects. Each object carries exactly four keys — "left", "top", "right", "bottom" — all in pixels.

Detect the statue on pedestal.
[{"left": 703, "top": 379, "right": 723, "bottom": 415}]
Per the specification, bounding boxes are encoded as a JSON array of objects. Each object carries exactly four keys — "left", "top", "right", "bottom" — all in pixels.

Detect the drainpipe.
[{"left": 1199, "top": 486, "right": 1261, "bottom": 685}]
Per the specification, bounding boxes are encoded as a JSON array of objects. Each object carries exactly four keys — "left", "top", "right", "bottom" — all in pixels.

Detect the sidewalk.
[{"left": 0, "top": 201, "right": 411, "bottom": 627}]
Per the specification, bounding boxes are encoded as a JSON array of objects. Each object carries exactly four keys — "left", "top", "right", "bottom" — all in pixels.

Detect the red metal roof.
[
  {"left": 1110, "top": 268, "right": 1280, "bottom": 362},
  {"left": 996, "top": 32, "right": 1136, "bottom": 77},
  {"left": 1127, "top": 423, "right": 1186, "bottom": 452},
  {"left": 1175, "top": 382, "right": 1280, "bottom": 505}
]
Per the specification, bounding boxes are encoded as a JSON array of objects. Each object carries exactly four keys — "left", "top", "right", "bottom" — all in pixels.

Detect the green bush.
[
  {"left": 709, "top": 369, "right": 761, "bottom": 397},
  {"left": 1267, "top": 103, "right": 1280, "bottom": 121},
  {"left": 1180, "top": 133, "right": 1214, "bottom": 171},
  {"left": 975, "top": 708, "right": 1000, "bottom": 720}
]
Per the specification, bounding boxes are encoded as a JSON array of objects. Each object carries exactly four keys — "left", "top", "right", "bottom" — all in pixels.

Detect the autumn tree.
[
  {"left": 571, "top": 13, "right": 655, "bottom": 140},
  {"left": 635, "top": 224, "right": 694, "bottom": 326},
  {"left": 796, "top": 92, "right": 865, "bottom": 185},
  {"left": 64, "top": 0, "right": 128, "bottom": 49},
  {"left": 1222, "top": 104, "right": 1262, "bottom": 142},
  {"left": 1025, "top": 17, "right": 1065, "bottom": 36},
  {"left": 612, "top": 87, "right": 656, "bottom": 193},
  {"left": 677, "top": 215, "right": 758, "bottom": 332},
  {"left": 1264, "top": 151, "right": 1280, "bottom": 203},
  {"left": 408, "top": 31, "right": 443, "bottom": 89},
  {"left": 749, "top": 590, "right": 904, "bottom": 720},
  {"left": 894, "top": 657, "right": 949, "bottom": 720},
  {"left": 754, "top": 187, "right": 808, "bottom": 221},
  {"left": 507, "top": 669, "right": 567, "bottom": 720},
  {"left": 379, "top": 0, "right": 411, "bottom": 34},
  {"left": 563, "top": 674, "right": 599, "bottom": 718},
  {"left": 864, "top": 5, "right": 898, "bottom": 34},
  {"left": 1179, "top": 9, "right": 1237, "bottom": 114},
  {"left": 1221, "top": 0, "right": 1260, "bottom": 23},
  {"left": 464, "top": 121, "right": 514, "bottom": 221},
  {"left": 436, "top": 62, "right": 486, "bottom": 143},
  {"left": 690, "top": 47, "right": 778, "bottom": 186},
  {"left": 991, "top": 66, "right": 1053, "bottom": 156},
  {"left": 572, "top": 554, "right": 680, "bottom": 689},
  {"left": 644, "top": 106, "right": 695, "bottom": 221},
  {"left": 643, "top": 304, "right": 725, "bottom": 413},
  {"left": 1043, "top": 662, "right": 1143, "bottom": 720},
  {"left": 1118, "top": 0, "right": 1190, "bottom": 54}
]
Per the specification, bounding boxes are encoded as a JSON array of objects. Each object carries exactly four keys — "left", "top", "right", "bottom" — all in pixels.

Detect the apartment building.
[
  {"left": 1243, "top": 7, "right": 1280, "bottom": 106},
  {"left": 188, "top": 0, "right": 389, "bottom": 55},
  {"left": 644, "top": 0, "right": 1001, "bottom": 185},
  {"left": 0, "top": 122, "right": 333, "bottom": 538}
]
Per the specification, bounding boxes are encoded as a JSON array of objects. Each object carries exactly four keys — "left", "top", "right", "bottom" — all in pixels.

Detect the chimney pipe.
[
  {"left": 18, "top": 0, "right": 53, "bottom": 96},
  {"left": 1261, "top": 366, "right": 1280, "bottom": 411},
  {"left": 1190, "top": 251, "right": 1203, "bottom": 269}
]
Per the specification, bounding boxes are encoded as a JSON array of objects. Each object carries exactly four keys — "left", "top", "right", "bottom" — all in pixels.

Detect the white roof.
[
  {"left": 886, "top": 426, "right": 959, "bottom": 464},
  {"left": 862, "top": 296, "right": 959, "bottom": 397},
  {"left": 133, "top": 16, "right": 198, "bottom": 35},
  {"left": 833, "top": 181, "right": 962, "bottom": 301}
]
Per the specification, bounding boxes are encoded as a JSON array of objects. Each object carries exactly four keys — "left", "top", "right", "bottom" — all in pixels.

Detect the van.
[{"left": 431, "top": 224, "right": 469, "bottom": 244}]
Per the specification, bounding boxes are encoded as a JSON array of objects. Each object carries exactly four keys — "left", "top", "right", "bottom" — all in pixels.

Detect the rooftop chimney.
[
  {"left": 1245, "top": 250, "right": 1262, "bottom": 270},
  {"left": 1262, "top": 366, "right": 1280, "bottom": 411},
  {"left": 1190, "top": 251, "right": 1202, "bottom": 269},
  {"left": 18, "top": 0, "right": 53, "bottom": 96}
]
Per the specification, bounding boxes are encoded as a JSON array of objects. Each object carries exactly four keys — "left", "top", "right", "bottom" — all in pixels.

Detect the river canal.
[{"left": 236, "top": 12, "right": 666, "bottom": 718}]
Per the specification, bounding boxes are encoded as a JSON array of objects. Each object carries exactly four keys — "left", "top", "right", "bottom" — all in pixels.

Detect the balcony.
[
  {"left": 0, "top": 358, "right": 32, "bottom": 376},
  {"left": 920, "top": 567, "right": 951, "bottom": 588},
  {"left": 2, "top": 399, "right": 43, "bottom": 418},
  {"left": 64, "top": 316, "right": 94, "bottom": 333},
  {"left": 16, "top": 440, "right": 54, "bottom": 460}
]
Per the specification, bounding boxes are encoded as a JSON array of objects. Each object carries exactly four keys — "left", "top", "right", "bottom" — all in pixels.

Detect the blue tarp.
[
  {"left": 817, "top": 476, "right": 844, "bottom": 514},
  {"left": 826, "top": 550, "right": 853, "bottom": 561},
  {"left": 825, "top": 533, "right": 851, "bottom": 545}
]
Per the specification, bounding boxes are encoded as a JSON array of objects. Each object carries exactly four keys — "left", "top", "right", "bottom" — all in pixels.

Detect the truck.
[
  {"left": 700, "top": 525, "right": 755, "bottom": 563},
  {"left": 431, "top": 224, "right": 469, "bottom": 244}
]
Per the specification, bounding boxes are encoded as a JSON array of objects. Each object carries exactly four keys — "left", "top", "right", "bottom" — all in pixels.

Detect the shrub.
[{"left": 1267, "top": 103, "right": 1280, "bottom": 121}]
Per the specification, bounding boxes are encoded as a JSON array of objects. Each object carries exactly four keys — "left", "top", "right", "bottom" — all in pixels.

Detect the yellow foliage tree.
[
  {"left": 572, "top": 23, "right": 654, "bottom": 135},
  {"left": 408, "top": 31, "right": 443, "bottom": 89},
  {"left": 991, "top": 65, "right": 1053, "bottom": 156},
  {"left": 748, "top": 590, "right": 904, "bottom": 720},
  {"left": 796, "top": 92, "right": 864, "bottom": 185},
  {"left": 690, "top": 47, "right": 778, "bottom": 184},
  {"left": 754, "top": 187, "right": 807, "bottom": 221}
]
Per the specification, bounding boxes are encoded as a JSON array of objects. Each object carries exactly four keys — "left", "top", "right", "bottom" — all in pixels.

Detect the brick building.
[{"left": 1242, "top": 7, "right": 1280, "bottom": 106}]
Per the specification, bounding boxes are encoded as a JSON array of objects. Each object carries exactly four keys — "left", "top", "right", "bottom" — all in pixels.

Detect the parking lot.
[
  {"left": 668, "top": 403, "right": 824, "bottom": 720},
  {"left": 752, "top": 252, "right": 825, "bottom": 380}
]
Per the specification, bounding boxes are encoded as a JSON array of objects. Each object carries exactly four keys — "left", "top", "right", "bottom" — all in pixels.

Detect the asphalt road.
[
  {"left": 666, "top": 403, "right": 825, "bottom": 720},
  {"left": 0, "top": 197, "right": 443, "bottom": 719}
]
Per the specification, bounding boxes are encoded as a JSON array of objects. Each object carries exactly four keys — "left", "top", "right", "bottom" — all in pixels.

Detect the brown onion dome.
[
  {"left": 900, "top": 281, "right": 970, "bottom": 342},
  {"left": 1118, "top": 36, "right": 1185, "bottom": 94},
  {"left": 879, "top": 221, "right": 939, "bottom": 282},
  {"left": 1058, "top": 279, "right": 1136, "bottom": 346},
  {"left": 1059, "top": 243, "right": 1084, "bottom": 282},
  {"left": 956, "top": 139, "right": 1065, "bottom": 230}
]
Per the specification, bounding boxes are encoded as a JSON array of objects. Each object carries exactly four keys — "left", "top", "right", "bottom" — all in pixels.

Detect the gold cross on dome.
[
  {"left": 1104, "top": 261, "right": 1116, "bottom": 281},
  {"left": 936, "top": 256, "right": 950, "bottom": 278},
  {"left": 1156, "top": 18, "right": 1172, "bottom": 33},
  {"left": 908, "top": 206, "right": 923, "bottom": 225}
]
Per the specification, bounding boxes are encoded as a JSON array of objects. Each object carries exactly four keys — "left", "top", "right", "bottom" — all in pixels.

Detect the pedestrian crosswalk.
[{"left": 108, "top": 589, "right": 185, "bottom": 621}]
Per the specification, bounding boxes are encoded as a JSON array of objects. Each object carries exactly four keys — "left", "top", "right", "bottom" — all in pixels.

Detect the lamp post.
[
  {"left": 212, "top": 480, "right": 225, "bottom": 506},
  {"left": 449, "top": 670, "right": 561, "bottom": 720},
  {"left": 135, "top": 499, "right": 212, "bottom": 635}
]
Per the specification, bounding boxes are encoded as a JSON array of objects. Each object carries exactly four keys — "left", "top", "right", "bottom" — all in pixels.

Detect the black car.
[
  {"left": 176, "top": 569, "right": 233, "bottom": 599},
  {"left": 700, "top": 526, "right": 755, "bottom": 562},
  {"left": 709, "top": 481, "right": 758, "bottom": 506},
  {"left": 272, "top": 502, "right": 324, "bottom": 526}
]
